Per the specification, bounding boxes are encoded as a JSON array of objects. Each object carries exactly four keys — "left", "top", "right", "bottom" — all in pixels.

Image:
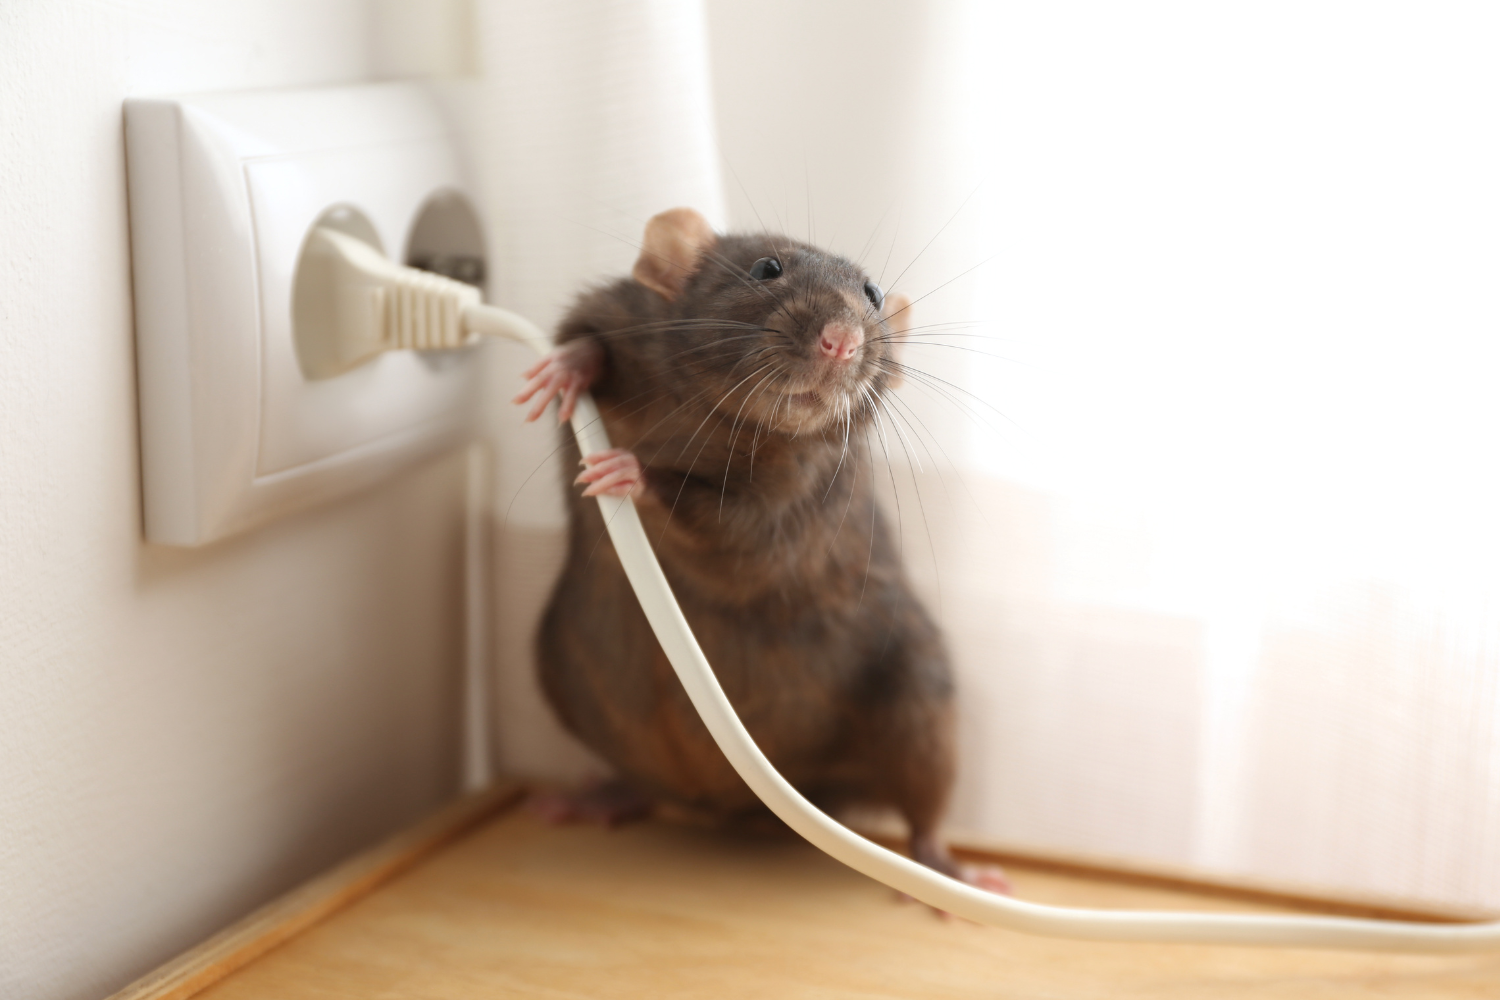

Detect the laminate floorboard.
[{"left": 192, "top": 810, "right": 1500, "bottom": 998}]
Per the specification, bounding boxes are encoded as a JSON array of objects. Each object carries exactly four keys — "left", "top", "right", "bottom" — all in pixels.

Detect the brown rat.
[{"left": 515, "top": 207, "right": 1005, "bottom": 890}]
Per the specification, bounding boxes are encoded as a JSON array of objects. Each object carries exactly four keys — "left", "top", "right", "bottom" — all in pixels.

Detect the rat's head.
[{"left": 631, "top": 207, "right": 911, "bottom": 436}]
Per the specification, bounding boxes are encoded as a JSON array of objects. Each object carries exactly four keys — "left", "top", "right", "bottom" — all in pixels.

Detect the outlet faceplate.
[{"left": 125, "top": 82, "right": 483, "bottom": 545}]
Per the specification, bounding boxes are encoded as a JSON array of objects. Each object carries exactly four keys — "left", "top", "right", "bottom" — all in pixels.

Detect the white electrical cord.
[{"left": 319, "top": 228, "right": 1500, "bottom": 952}]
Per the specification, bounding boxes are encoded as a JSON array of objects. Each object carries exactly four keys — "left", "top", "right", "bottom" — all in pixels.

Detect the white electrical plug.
[
  {"left": 294, "top": 226, "right": 553, "bottom": 379},
  {"left": 294, "top": 227, "right": 481, "bottom": 379}
]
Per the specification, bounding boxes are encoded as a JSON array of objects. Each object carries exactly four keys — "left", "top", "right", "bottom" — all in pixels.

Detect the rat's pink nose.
[{"left": 818, "top": 322, "right": 864, "bottom": 362}]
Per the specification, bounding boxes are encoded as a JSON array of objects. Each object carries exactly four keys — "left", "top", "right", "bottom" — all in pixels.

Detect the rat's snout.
[{"left": 818, "top": 321, "right": 864, "bottom": 362}]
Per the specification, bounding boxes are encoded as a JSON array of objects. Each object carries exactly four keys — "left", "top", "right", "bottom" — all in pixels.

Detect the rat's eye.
[
  {"left": 864, "top": 280, "right": 885, "bottom": 310},
  {"left": 749, "top": 257, "right": 782, "bottom": 280}
]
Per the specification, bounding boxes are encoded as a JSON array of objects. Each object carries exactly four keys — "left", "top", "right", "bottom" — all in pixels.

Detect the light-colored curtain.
[
  {"left": 469, "top": 0, "right": 726, "bottom": 781},
  {"left": 946, "top": 1, "right": 1500, "bottom": 913},
  {"left": 710, "top": 0, "right": 1500, "bottom": 913},
  {"left": 480, "top": 0, "right": 1500, "bottom": 914}
]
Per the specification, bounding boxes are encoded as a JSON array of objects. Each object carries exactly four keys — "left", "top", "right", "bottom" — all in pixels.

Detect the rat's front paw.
[
  {"left": 575, "top": 448, "right": 646, "bottom": 499},
  {"left": 512, "top": 340, "right": 603, "bottom": 424}
]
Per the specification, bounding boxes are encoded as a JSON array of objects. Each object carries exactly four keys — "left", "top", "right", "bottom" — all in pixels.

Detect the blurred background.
[{"left": 5, "top": 2, "right": 1500, "bottom": 997}]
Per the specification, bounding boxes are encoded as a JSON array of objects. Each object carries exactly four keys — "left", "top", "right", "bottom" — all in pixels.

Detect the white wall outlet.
[{"left": 125, "top": 82, "right": 485, "bottom": 545}]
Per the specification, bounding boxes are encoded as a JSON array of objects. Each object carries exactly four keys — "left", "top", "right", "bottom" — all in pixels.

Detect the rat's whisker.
[
  {"left": 822, "top": 395, "right": 854, "bottom": 503},
  {"left": 880, "top": 392, "right": 924, "bottom": 477},
  {"left": 871, "top": 340, "right": 1021, "bottom": 364},
  {"left": 877, "top": 382, "right": 994, "bottom": 534},
  {"left": 670, "top": 365, "right": 775, "bottom": 467},
  {"left": 721, "top": 365, "right": 785, "bottom": 518},
  {"left": 666, "top": 405, "right": 738, "bottom": 543},
  {"left": 725, "top": 344, "right": 784, "bottom": 377},
  {"left": 874, "top": 392, "right": 943, "bottom": 629},
  {"left": 884, "top": 184, "right": 980, "bottom": 296},
  {"left": 863, "top": 385, "right": 902, "bottom": 560},
  {"left": 855, "top": 195, "right": 900, "bottom": 270},
  {"left": 825, "top": 415, "right": 860, "bottom": 560},
  {"left": 879, "top": 363, "right": 998, "bottom": 433},
  {"left": 598, "top": 321, "right": 776, "bottom": 347},
  {"left": 878, "top": 206, "right": 902, "bottom": 288},
  {"left": 882, "top": 253, "right": 1000, "bottom": 329},
  {"left": 747, "top": 366, "right": 789, "bottom": 484},
  {"left": 853, "top": 393, "right": 891, "bottom": 614},
  {"left": 879, "top": 359, "right": 1012, "bottom": 432},
  {"left": 717, "top": 144, "right": 771, "bottom": 236},
  {"left": 744, "top": 367, "right": 792, "bottom": 485},
  {"left": 658, "top": 333, "right": 779, "bottom": 367},
  {"left": 658, "top": 358, "right": 787, "bottom": 524},
  {"left": 883, "top": 368, "right": 1008, "bottom": 448}
]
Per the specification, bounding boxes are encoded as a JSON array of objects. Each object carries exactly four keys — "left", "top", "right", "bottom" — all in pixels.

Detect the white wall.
[{"left": 0, "top": 5, "right": 470, "bottom": 998}]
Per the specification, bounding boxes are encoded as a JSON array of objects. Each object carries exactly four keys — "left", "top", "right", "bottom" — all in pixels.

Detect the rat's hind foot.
[
  {"left": 901, "top": 831, "right": 1012, "bottom": 917},
  {"left": 960, "top": 863, "right": 1013, "bottom": 895},
  {"left": 512, "top": 339, "right": 603, "bottom": 424},
  {"left": 575, "top": 448, "right": 646, "bottom": 499},
  {"left": 528, "top": 779, "right": 654, "bottom": 828},
  {"left": 896, "top": 864, "right": 1013, "bottom": 903}
]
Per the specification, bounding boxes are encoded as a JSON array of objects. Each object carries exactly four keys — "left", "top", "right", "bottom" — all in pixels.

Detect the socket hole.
[{"left": 406, "top": 189, "right": 487, "bottom": 290}]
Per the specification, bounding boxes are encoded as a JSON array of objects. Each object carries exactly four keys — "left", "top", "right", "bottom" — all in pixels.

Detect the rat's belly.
[{"left": 537, "top": 563, "right": 875, "bottom": 811}]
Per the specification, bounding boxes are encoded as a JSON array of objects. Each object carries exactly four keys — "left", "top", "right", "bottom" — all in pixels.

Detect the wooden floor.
[{"left": 174, "top": 807, "right": 1500, "bottom": 999}]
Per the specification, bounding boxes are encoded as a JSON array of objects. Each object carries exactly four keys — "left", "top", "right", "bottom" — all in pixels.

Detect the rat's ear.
[
  {"left": 881, "top": 293, "right": 912, "bottom": 388},
  {"left": 632, "top": 207, "right": 718, "bottom": 301}
]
